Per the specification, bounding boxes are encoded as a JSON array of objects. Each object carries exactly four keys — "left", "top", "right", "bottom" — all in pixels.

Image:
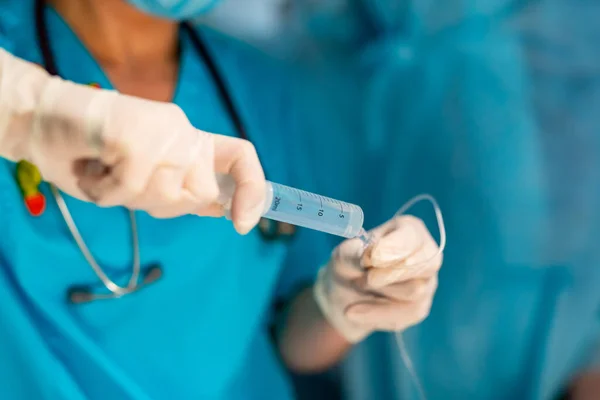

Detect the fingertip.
[
  {"left": 231, "top": 183, "right": 266, "bottom": 235},
  {"left": 345, "top": 300, "right": 387, "bottom": 324},
  {"left": 367, "top": 269, "right": 388, "bottom": 289},
  {"left": 367, "top": 267, "right": 411, "bottom": 289},
  {"left": 234, "top": 225, "right": 251, "bottom": 235},
  {"left": 369, "top": 223, "right": 422, "bottom": 265},
  {"left": 233, "top": 216, "right": 260, "bottom": 235},
  {"left": 345, "top": 304, "right": 371, "bottom": 323},
  {"left": 195, "top": 203, "right": 226, "bottom": 218},
  {"left": 370, "top": 246, "right": 413, "bottom": 266}
]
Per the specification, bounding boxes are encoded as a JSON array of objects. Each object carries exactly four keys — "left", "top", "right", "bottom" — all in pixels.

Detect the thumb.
[{"left": 212, "top": 135, "right": 266, "bottom": 234}]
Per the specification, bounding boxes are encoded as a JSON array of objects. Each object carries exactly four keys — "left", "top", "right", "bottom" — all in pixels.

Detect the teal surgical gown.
[
  {"left": 270, "top": 1, "right": 600, "bottom": 399},
  {"left": 0, "top": 2, "right": 303, "bottom": 399}
]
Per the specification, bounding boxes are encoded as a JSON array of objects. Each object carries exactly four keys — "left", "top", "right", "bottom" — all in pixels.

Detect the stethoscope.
[{"left": 34, "top": 0, "right": 295, "bottom": 304}]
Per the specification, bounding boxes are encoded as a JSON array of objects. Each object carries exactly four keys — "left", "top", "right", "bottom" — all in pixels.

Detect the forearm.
[
  {"left": 277, "top": 215, "right": 441, "bottom": 373},
  {"left": 277, "top": 287, "right": 352, "bottom": 373},
  {"left": 570, "top": 370, "right": 600, "bottom": 400}
]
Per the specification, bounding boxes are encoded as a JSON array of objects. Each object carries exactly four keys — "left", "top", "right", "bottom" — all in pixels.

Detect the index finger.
[
  {"left": 363, "top": 216, "right": 425, "bottom": 268},
  {"left": 212, "top": 134, "right": 266, "bottom": 235},
  {"left": 367, "top": 238, "right": 441, "bottom": 289}
]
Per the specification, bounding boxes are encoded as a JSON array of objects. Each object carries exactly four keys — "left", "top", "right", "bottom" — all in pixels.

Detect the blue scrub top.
[
  {"left": 277, "top": 1, "right": 600, "bottom": 400},
  {"left": 0, "top": 2, "right": 303, "bottom": 399}
]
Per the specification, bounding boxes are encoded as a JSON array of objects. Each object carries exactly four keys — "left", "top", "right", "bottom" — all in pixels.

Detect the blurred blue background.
[{"left": 201, "top": 1, "right": 600, "bottom": 399}]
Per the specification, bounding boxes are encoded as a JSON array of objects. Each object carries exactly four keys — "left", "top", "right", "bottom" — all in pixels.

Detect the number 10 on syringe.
[{"left": 217, "top": 176, "right": 365, "bottom": 239}]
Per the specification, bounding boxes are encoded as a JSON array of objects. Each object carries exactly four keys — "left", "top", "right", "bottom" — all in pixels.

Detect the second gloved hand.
[
  {"left": 0, "top": 49, "right": 265, "bottom": 234},
  {"left": 314, "top": 215, "right": 443, "bottom": 343}
]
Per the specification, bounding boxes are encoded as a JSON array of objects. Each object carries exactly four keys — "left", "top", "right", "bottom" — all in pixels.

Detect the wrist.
[
  {"left": 313, "top": 266, "right": 372, "bottom": 344},
  {"left": 279, "top": 286, "right": 353, "bottom": 373},
  {"left": 0, "top": 49, "right": 52, "bottom": 161}
]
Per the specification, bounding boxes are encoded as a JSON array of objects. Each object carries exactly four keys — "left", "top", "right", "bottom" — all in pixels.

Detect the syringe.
[{"left": 217, "top": 175, "right": 365, "bottom": 238}]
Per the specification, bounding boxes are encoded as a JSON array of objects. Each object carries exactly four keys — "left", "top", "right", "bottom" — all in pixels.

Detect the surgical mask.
[
  {"left": 196, "top": 0, "right": 297, "bottom": 55},
  {"left": 126, "top": 0, "right": 220, "bottom": 20}
]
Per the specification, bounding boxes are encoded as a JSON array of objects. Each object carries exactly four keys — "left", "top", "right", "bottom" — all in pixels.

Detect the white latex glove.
[
  {"left": 314, "top": 215, "right": 443, "bottom": 343},
  {"left": 0, "top": 49, "right": 265, "bottom": 233}
]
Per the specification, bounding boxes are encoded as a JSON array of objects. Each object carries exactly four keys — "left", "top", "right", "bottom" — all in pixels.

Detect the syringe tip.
[{"left": 357, "top": 228, "right": 373, "bottom": 247}]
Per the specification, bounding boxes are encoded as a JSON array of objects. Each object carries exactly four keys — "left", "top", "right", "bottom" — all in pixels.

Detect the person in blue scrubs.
[
  {"left": 0, "top": 1, "right": 446, "bottom": 399},
  {"left": 255, "top": 1, "right": 600, "bottom": 399},
  {"left": 0, "top": 2, "right": 293, "bottom": 398}
]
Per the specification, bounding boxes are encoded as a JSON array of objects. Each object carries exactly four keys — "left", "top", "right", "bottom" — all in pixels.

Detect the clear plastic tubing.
[{"left": 217, "top": 175, "right": 364, "bottom": 238}]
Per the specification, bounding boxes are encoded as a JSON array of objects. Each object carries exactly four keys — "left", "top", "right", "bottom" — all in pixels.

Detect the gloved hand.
[
  {"left": 0, "top": 49, "right": 265, "bottom": 234},
  {"left": 314, "top": 215, "right": 443, "bottom": 343}
]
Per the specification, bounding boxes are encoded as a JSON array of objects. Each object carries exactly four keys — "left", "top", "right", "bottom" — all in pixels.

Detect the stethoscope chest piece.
[{"left": 67, "top": 263, "right": 163, "bottom": 304}]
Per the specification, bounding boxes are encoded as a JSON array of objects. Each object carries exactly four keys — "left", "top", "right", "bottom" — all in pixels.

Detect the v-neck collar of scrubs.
[
  {"left": 40, "top": 3, "right": 239, "bottom": 138},
  {"left": 44, "top": 5, "right": 187, "bottom": 103}
]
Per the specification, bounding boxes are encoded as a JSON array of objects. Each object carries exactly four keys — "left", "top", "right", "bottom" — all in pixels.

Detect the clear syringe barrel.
[{"left": 217, "top": 176, "right": 364, "bottom": 238}]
